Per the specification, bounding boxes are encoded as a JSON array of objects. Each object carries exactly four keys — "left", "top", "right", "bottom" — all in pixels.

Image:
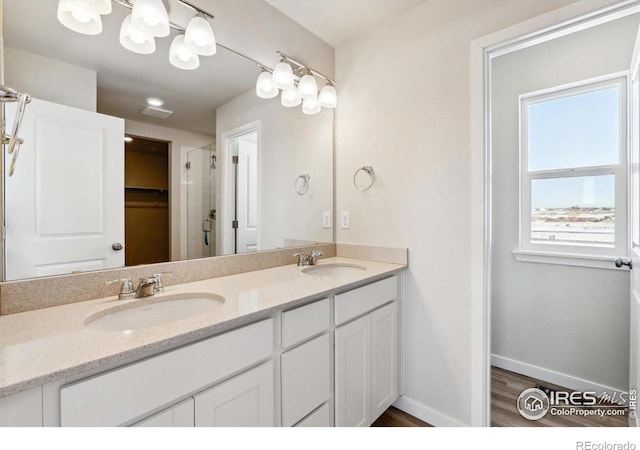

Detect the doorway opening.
[
  {"left": 124, "top": 135, "right": 171, "bottom": 266},
  {"left": 473, "top": 1, "right": 640, "bottom": 427}
]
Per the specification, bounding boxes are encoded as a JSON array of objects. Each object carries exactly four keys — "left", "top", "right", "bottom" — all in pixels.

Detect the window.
[{"left": 517, "top": 76, "right": 627, "bottom": 264}]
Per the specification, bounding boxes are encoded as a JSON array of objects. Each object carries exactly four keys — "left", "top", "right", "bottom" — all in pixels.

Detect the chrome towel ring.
[
  {"left": 295, "top": 174, "right": 310, "bottom": 195},
  {"left": 353, "top": 166, "right": 375, "bottom": 191}
]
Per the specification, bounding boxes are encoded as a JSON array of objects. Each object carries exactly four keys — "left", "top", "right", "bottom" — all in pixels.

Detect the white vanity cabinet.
[
  {"left": 334, "top": 277, "right": 399, "bottom": 427},
  {"left": 0, "top": 272, "right": 402, "bottom": 428}
]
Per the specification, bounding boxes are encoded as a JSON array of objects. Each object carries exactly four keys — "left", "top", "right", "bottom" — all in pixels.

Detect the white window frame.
[{"left": 514, "top": 73, "right": 628, "bottom": 269}]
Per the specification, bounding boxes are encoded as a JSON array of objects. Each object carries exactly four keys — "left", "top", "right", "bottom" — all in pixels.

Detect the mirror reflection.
[{"left": 2, "top": 0, "right": 334, "bottom": 281}]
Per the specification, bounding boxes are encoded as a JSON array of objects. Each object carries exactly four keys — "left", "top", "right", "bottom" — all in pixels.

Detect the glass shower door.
[{"left": 186, "top": 144, "right": 217, "bottom": 259}]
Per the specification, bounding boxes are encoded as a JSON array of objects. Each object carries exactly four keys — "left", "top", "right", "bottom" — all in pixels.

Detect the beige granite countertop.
[{"left": 0, "top": 257, "right": 405, "bottom": 398}]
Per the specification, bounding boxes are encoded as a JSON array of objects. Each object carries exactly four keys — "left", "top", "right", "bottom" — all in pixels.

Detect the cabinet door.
[
  {"left": 370, "top": 302, "right": 399, "bottom": 421},
  {"left": 194, "top": 362, "right": 274, "bottom": 427},
  {"left": 294, "top": 403, "right": 331, "bottom": 427},
  {"left": 335, "top": 315, "right": 371, "bottom": 427},
  {"left": 133, "top": 398, "right": 194, "bottom": 427},
  {"left": 281, "top": 334, "right": 330, "bottom": 426}
]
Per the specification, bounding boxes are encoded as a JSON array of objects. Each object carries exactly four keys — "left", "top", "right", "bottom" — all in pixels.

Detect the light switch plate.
[
  {"left": 322, "top": 211, "right": 331, "bottom": 228},
  {"left": 340, "top": 211, "right": 350, "bottom": 229}
]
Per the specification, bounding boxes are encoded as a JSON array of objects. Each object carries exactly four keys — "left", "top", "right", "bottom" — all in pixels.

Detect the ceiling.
[
  {"left": 263, "top": 0, "right": 430, "bottom": 48},
  {"left": 3, "top": 0, "right": 258, "bottom": 136}
]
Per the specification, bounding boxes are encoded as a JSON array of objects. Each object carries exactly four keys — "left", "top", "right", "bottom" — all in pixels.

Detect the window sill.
[{"left": 512, "top": 249, "right": 628, "bottom": 271}]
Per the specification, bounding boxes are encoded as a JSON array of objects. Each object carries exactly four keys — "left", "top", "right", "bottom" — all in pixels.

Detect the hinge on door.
[
  {"left": 232, "top": 156, "right": 239, "bottom": 164},
  {"left": 185, "top": 161, "right": 191, "bottom": 170},
  {"left": 232, "top": 220, "right": 238, "bottom": 229}
]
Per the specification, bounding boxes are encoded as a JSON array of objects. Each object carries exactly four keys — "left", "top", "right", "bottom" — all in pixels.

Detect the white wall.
[
  {"left": 124, "top": 120, "right": 214, "bottom": 261},
  {"left": 4, "top": 47, "right": 96, "bottom": 111},
  {"left": 334, "top": 0, "right": 582, "bottom": 425},
  {"left": 216, "top": 89, "right": 333, "bottom": 253},
  {"left": 490, "top": 16, "right": 636, "bottom": 392}
]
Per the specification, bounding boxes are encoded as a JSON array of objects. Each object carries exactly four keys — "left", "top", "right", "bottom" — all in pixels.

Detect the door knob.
[
  {"left": 112, "top": 242, "right": 124, "bottom": 251},
  {"left": 614, "top": 258, "right": 632, "bottom": 269}
]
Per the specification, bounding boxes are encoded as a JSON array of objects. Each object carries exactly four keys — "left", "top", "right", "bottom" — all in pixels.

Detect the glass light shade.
[
  {"left": 256, "top": 72, "right": 278, "bottom": 99},
  {"left": 271, "top": 62, "right": 294, "bottom": 90},
  {"left": 132, "top": 0, "right": 170, "bottom": 38},
  {"left": 184, "top": 16, "right": 216, "bottom": 56},
  {"left": 302, "top": 97, "right": 321, "bottom": 115},
  {"left": 297, "top": 73, "right": 318, "bottom": 100},
  {"left": 120, "top": 15, "right": 155, "bottom": 54},
  {"left": 169, "top": 34, "right": 200, "bottom": 70},
  {"left": 57, "top": 0, "right": 103, "bottom": 35},
  {"left": 318, "top": 84, "right": 337, "bottom": 108},
  {"left": 281, "top": 87, "right": 301, "bottom": 107}
]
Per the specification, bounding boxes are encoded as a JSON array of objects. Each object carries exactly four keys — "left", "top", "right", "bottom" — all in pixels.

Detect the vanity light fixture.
[
  {"left": 57, "top": 0, "right": 217, "bottom": 71},
  {"left": 255, "top": 51, "right": 337, "bottom": 116},
  {"left": 169, "top": 34, "right": 200, "bottom": 70},
  {"left": 256, "top": 71, "right": 279, "bottom": 99},
  {"left": 57, "top": 0, "right": 112, "bottom": 35}
]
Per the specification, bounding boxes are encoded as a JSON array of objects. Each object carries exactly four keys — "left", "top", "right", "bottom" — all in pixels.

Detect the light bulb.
[
  {"left": 271, "top": 61, "right": 294, "bottom": 90},
  {"left": 302, "top": 97, "right": 321, "bottom": 115},
  {"left": 120, "top": 14, "right": 155, "bottom": 54},
  {"left": 132, "top": 0, "right": 170, "bottom": 38},
  {"left": 318, "top": 83, "right": 337, "bottom": 108},
  {"left": 297, "top": 73, "right": 318, "bottom": 100},
  {"left": 169, "top": 34, "right": 200, "bottom": 70},
  {"left": 281, "top": 87, "right": 301, "bottom": 107},
  {"left": 256, "top": 72, "right": 278, "bottom": 99},
  {"left": 57, "top": 0, "right": 102, "bottom": 35},
  {"left": 184, "top": 16, "right": 216, "bottom": 56}
]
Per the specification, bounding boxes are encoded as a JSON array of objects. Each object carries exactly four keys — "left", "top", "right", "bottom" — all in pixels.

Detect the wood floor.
[{"left": 372, "top": 367, "right": 628, "bottom": 427}]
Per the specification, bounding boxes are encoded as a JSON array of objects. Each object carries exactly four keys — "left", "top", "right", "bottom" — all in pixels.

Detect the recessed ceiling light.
[
  {"left": 145, "top": 97, "right": 164, "bottom": 107},
  {"left": 124, "top": 136, "right": 133, "bottom": 142}
]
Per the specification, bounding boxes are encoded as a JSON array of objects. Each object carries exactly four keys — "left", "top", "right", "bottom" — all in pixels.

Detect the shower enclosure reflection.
[{"left": 186, "top": 144, "right": 217, "bottom": 260}]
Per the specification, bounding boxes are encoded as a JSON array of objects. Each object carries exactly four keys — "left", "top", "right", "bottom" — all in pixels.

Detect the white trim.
[
  {"left": 491, "top": 354, "right": 627, "bottom": 398},
  {"left": 392, "top": 395, "right": 467, "bottom": 427},
  {"left": 471, "top": 0, "right": 640, "bottom": 428},
  {"left": 513, "top": 249, "right": 630, "bottom": 270}
]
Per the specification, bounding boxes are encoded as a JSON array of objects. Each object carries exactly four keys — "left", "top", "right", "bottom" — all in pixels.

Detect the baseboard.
[
  {"left": 393, "top": 395, "right": 467, "bottom": 427},
  {"left": 491, "top": 354, "right": 626, "bottom": 397}
]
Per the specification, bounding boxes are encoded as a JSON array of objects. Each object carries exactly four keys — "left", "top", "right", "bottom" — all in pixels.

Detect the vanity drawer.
[
  {"left": 60, "top": 319, "right": 273, "bottom": 426},
  {"left": 281, "top": 333, "right": 330, "bottom": 427},
  {"left": 334, "top": 276, "right": 398, "bottom": 325},
  {"left": 281, "top": 298, "right": 330, "bottom": 348}
]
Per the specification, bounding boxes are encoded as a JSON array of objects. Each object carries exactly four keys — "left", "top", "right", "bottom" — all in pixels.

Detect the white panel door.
[
  {"left": 133, "top": 398, "right": 194, "bottom": 427},
  {"left": 335, "top": 315, "right": 371, "bottom": 427},
  {"left": 237, "top": 140, "right": 258, "bottom": 253},
  {"left": 194, "top": 362, "right": 274, "bottom": 427},
  {"left": 370, "top": 302, "right": 399, "bottom": 421},
  {"left": 629, "top": 29, "right": 640, "bottom": 427},
  {"left": 4, "top": 98, "right": 124, "bottom": 280}
]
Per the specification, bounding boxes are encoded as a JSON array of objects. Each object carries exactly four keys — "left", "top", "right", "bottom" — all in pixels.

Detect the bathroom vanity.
[{"left": 0, "top": 256, "right": 404, "bottom": 427}]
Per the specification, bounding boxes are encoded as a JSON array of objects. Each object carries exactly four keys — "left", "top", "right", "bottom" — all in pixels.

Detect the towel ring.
[
  {"left": 353, "top": 166, "right": 375, "bottom": 191},
  {"left": 295, "top": 174, "right": 310, "bottom": 195}
]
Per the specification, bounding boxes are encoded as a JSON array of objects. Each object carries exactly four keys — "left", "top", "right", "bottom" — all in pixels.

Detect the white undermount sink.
[
  {"left": 85, "top": 293, "right": 225, "bottom": 331},
  {"left": 301, "top": 263, "right": 367, "bottom": 276}
]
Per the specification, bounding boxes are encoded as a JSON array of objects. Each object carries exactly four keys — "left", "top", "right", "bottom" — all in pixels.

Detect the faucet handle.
[
  {"left": 152, "top": 272, "right": 172, "bottom": 293},
  {"left": 294, "top": 252, "right": 307, "bottom": 266},
  {"left": 105, "top": 277, "right": 135, "bottom": 300},
  {"left": 310, "top": 250, "right": 323, "bottom": 257}
]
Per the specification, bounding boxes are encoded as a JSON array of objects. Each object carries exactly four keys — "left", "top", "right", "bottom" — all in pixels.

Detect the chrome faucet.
[
  {"left": 135, "top": 273, "right": 169, "bottom": 298},
  {"left": 106, "top": 273, "right": 169, "bottom": 300},
  {"left": 294, "top": 250, "right": 324, "bottom": 266}
]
